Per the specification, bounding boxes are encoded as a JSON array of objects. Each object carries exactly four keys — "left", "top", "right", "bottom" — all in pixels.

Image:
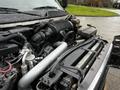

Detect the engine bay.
[{"left": 0, "top": 16, "right": 112, "bottom": 90}]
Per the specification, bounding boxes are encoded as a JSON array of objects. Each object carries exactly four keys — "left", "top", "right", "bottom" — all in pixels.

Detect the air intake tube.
[{"left": 18, "top": 42, "right": 68, "bottom": 89}]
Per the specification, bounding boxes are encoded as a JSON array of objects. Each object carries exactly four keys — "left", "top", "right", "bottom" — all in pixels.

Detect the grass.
[{"left": 66, "top": 4, "right": 118, "bottom": 16}]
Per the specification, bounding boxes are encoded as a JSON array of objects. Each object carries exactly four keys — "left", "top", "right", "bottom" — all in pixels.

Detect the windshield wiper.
[
  {"left": 0, "top": 7, "right": 43, "bottom": 17},
  {"left": 34, "top": 6, "right": 57, "bottom": 10},
  {"left": 0, "top": 7, "right": 18, "bottom": 12}
]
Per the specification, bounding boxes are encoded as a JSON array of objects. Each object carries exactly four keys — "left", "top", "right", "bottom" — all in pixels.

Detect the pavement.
[
  {"left": 102, "top": 8, "right": 120, "bottom": 15},
  {"left": 105, "top": 67, "right": 120, "bottom": 90},
  {"left": 77, "top": 16, "right": 120, "bottom": 42}
]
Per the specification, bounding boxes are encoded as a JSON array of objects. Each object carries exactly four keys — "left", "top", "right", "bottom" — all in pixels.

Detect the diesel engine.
[{"left": 0, "top": 16, "right": 112, "bottom": 90}]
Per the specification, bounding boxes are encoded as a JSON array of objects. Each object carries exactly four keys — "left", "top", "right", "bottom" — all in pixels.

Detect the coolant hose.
[
  {"left": 0, "top": 33, "right": 27, "bottom": 43},
  {"left": 18, "top": 42, "right": 68, "bottom": 89}
]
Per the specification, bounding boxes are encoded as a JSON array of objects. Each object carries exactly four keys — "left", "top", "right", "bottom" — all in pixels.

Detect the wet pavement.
[
  {"left": 102, "top": 8, "right": 120, "bottom": 15},
  {"left": 77, "top": 16, "right": 120, "bottom": 42},
  {"left": 105, "top": 67, "right": 120, "bottom": 90}
]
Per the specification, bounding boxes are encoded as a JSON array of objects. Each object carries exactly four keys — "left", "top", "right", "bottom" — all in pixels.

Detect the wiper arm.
[
  {"left": 0, "top": 7, "right": 18, "bottom": 12},
  {"left": 0, "top": 7, "right": 42, "bottom": 17},
  {"left": 34, "top": 6, "right": 57, "bottom": 10}
]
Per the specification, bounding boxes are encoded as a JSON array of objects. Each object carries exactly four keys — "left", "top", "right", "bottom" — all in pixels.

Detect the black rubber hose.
[{"left": 0, "top": 33, "right": 27, "bottom": 43}]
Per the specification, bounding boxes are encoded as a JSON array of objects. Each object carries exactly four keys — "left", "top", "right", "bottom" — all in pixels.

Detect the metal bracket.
[
  {"left": 60, "top": 65, "right": 84, "bottom": 80},
  {"left": 80, "top": 47, "right": 96, "bottom": 53}
]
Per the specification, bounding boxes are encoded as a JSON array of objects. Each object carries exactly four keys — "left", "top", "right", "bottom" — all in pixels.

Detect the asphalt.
[
  {"left": 105, "top": 67, "right": 120, "bottom": 90},
  {"left": 102, "top": 8, "right": 120, "bottom": 15},
  {"left": 77, "top": 16, "right": 120, "bottom": 42}
]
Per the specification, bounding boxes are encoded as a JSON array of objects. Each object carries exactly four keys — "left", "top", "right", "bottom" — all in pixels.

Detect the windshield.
[{"left": 0, "top": 0, "right": 63, "bottom": 11}]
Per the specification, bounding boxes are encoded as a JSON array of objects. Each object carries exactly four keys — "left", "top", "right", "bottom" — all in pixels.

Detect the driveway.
[
  {"left": 77, "top": 16, "right": 120, "bottom": 42},
  {"left": 102, "top": 8, "right": 120, "bottom": 15}
]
